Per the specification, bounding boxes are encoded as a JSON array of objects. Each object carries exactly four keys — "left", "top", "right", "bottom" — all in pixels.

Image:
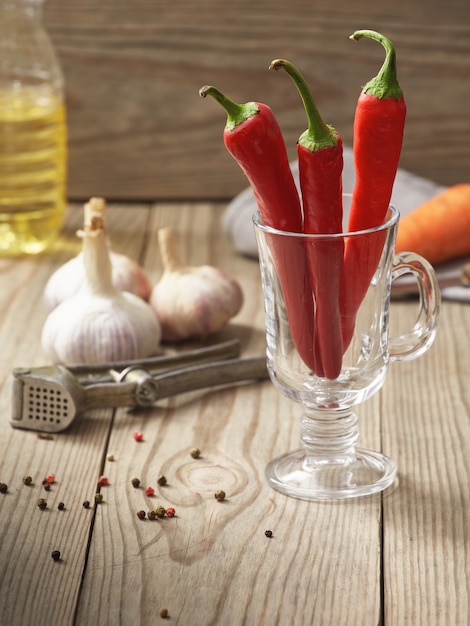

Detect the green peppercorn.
[
  {"left": 37, "top": 498, "right": 47, "bottom": 510},
  {"left": 147, "top": 510, "right": 157, "bottom": 520},
  {"left": 51, "top": 550, "right": 61, "bottom": 561},
  {"left": 94, "top": 493, "right": 103, "bottom": 504},
  {"left": 214, "top": 490, "right": 226, "bottom": 501},
  {"left": 160, "top": 608, "right": 169, "bottom": 618},
  {"left": 157, "top": 475, "right": 167, "bottom": 486},
  {"left": 155, "top": 505, "right": 166, "bottom": 518},
  {"left": 0, "top": 482, "right": 8, "bottom": 494},
  {"left": 131, "top": 477, "right": 141, "bottom": 488},
  {"left": 22, "top": 475, "right": 33, "bottom": 486},
  {"left": 190, "top": 447, "right": 201, "bottom": 459}
]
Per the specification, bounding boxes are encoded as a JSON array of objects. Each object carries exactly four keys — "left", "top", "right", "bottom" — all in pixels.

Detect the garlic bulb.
[
  {"left": 41, "top": 200, "right": 161, "bottom": 365},
  {"left": 43, "top": 197, "right": 152, "bottom": 311},
  {"left": 150, "top": 227, "right": 243, "bottom": 342}
]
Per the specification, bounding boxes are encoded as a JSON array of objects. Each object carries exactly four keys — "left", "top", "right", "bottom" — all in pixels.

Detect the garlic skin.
[
  {"left": 41, "top": 201, "right": 161, "bottom": 365},
  {"left": 43, "top": 198, "right": 152, "bottom": 311},
  {"left": 150, "top": 227, "right": 243, "bottom": 342}
]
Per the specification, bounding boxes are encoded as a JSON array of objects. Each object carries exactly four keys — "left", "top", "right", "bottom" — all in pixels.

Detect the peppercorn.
[
  {"left": 51, "top": 550, "right": 61, "bottom": 562},
  {"left": 160, "top": 608, "right": 169, "bottom": 619},
  {"left": 22, "top": 475, "right": 33, "bottom": 486},
  {"left": 147, "top": 510, "right": 157, "bottom": 520},
  {"left": 190, "top": 447, "right": 201, "bottom": 459},
  {"left": 43, "top": 483, "right": 51, "bottom": 491},
  {"left": 94, "top": 493, "right": 103, "bottom": 504},
  {"left": 157, "top": 475, "right": 167, "bottom": 486},
  {"left": 165, "top": 507, "right": 176, "bottom": 518},
  {"left": 265, "top": 530, "right": 273, "bottom": 538},
  {"left": 133, "top": 431, "right": 144, "bottom": 442},
  {"left": 107, "top": 454, "right": 115, "bottom": 462},
  {"left": 131, "top": 477, "right": 141, "bottom": 488},
  {"left": 44, "top": 473, "right": 55, "bottom": 484},
  {"left": 0, "top": 483, "right": 8, "bottom": 494},
  {"left": 214, "top": 490, "right": 226, "bottom": 501},
  {"left": 155, "top": 505, "right": 166, "bottom": 518},
  {"left": 136, "top": 510, "right": 146, "bottom": 520},
  {"left": 37, "top": 498, "right": 47, "bottom": 510},
  {"left": 97, "top": 476, "right": 109, "bottom": 487},
  {"left": 83, "top": 500, "right": 90, "bottom": 509},
  {"left": 58, "top": 502, "right": 65, "bottom": 511}
]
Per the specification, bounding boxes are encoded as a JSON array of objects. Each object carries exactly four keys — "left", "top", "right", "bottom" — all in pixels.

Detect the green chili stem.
[
  {"left": 269, "top": 58, "right": 338, "bottom": 152},
  {"left": 350, "top": 30, "right": 403, "bottom": 99},
  {"left": 199, "top": 85, "right": 259, "bottom": 130}
]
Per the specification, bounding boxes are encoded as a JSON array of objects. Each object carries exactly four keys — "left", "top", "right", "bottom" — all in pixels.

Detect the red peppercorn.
[
  {"left": 97, "top": 476, "right": 109, "bottom": 487},
  {"left": 45, "top": 473, "right": 55, "bottom": 484},
  {"left": 144, "top": 486, "right": 155, "bottom": 497},
  {"left": 165, "top": 507, "right": 176, "bottom": 518},
  {"left": 133, "top": 432, "right": 144, "bottom": 442}
]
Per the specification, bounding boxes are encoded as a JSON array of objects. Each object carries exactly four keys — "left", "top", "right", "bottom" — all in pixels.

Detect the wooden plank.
[
  {"left": 0, "top": 203, "right": 151, "bottom": 626},
  {"left": 383, "top": 302, "right": 470, "bottom": 625},
  {"left": 43, "top": 1, "right": 470, "bottom": 200},
  {"left": 75, "top": 203, "right": 383, "bottom": 625}
]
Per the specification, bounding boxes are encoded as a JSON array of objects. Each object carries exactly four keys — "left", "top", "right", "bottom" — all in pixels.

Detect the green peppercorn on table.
[{"left": 0, "top": 202, "right": 469, "bottom": 626}]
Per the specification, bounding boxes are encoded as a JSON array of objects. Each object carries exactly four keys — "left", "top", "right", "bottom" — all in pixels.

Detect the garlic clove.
[
  {"left": 41, "top": 198, "right": 161, "bottom": 365},
  {"left": 43, "top": 198, "right": 152, "bottom": 311},
  {"left": 150, "top": 227, "right": 243, "bottom": 342}
]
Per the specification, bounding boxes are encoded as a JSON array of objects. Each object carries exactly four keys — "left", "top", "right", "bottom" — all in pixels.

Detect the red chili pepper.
[
  {"left": 270, "top": 59, "right": 344, "bottom": 379},
  {"left": 342, "top": 30, "right": 406, "bottom": 349},
  {"left": 199, "top": 85, "right": 320, "bottom": 373}
]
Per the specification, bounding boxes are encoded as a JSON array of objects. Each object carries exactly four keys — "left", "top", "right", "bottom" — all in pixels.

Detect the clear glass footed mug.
[{"left": 253, "top": 201, "right": 440, "bottom": 500}]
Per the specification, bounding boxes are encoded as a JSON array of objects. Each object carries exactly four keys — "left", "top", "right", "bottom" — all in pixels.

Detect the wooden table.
[{"left": 0, "top": 201, "right": 468, "bottom": 625}]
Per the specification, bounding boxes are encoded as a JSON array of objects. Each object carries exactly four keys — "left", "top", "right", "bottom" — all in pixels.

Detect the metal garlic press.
[{"left": 10, "top": 340, "right": 268, "bottom": 433}]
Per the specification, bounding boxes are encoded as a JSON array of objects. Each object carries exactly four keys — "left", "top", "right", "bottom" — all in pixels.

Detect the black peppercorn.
[
  {"left": 265, "top": 530, "right": 273, "bottom": 538},
  {"left": 83, "top": 500, "right": 90, "bottom": 509},
  {"left": 58, "top": 502, "right": 65, "bottom": 511},
  {"left": 136, "top": 510, "right": 146, "bottom": 520},
  {"left": 37, "top": 498, "right": 47, "bottom": 510},
  {"left": 131, "top": 477, "right": 141, "bottom": 488},
  {"left": 157, "top": 475, "right": 167, "bottom": 486},
  {"left": 214, "top": 490, "right": 226, "bottom": 501},
  {"left": 0, "top": 482, "right": 8, "bottom": 494},
  {"left": 51, "top": 550, "right": 61, "bottom": 561}
]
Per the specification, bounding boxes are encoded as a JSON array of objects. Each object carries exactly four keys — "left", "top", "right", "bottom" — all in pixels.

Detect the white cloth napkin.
[{"left": 222, "top": 146, "right": 470, "bottom": 301}]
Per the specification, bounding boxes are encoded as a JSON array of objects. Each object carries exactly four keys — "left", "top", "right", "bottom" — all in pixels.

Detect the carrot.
[{"left": 395, "top": 184, "right": 470, "bottom": 264}]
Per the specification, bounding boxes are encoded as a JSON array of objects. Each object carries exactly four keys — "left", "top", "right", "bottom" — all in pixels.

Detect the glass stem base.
[{"left": 265, "top": 408, "right": 397, "bottom": 500}]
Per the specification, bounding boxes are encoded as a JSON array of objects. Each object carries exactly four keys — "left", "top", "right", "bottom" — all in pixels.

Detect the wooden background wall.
[{"left": 44, "top": 0, "right": 470, "bottom": 201}]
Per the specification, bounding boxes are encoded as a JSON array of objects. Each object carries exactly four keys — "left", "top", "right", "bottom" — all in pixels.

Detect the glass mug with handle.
[{"left": 253, "top": 199, "right": 440, "bottom": 500}]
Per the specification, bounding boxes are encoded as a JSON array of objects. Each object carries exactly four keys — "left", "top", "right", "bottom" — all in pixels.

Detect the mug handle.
[{"left": 389, "top": 252, "right": 441, "bottom": 361}]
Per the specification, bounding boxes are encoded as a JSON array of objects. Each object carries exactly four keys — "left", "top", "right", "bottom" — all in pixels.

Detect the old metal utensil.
[{"left": 10, "top": 340, "right": 268, "bottom": 433}]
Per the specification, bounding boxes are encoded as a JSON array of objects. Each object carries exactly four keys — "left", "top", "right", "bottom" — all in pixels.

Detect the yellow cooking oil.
[{"left": 0, "top": 87, "right": 67, "bottom": 255}]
